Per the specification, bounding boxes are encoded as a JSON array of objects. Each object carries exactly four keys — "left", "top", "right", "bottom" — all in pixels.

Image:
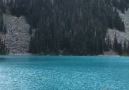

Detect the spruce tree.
[{"left": 113, "top": 34, "right": 119, "bottom": 52}]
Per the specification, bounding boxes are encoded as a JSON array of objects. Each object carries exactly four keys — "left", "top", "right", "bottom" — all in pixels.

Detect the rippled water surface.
[{"left": 0, "top": 56, "right": 129, "bottom": 90}]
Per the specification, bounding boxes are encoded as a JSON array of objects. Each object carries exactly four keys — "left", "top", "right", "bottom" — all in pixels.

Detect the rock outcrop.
[
  {"left": 0, "top": 14, "right": 30, "bottom": 54},
  {"left": 103, "top": 50, "right": 118, "bottom": 56},
  {"left": 106, "top": 9, "right": 129, "bottom": 45}
]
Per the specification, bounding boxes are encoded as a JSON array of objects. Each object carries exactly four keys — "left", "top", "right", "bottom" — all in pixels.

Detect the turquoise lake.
[{"left": 0, "top": 56, "right": 129, "bottom": 90}]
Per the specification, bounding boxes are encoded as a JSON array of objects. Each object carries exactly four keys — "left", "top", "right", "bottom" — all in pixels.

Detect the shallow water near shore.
[{"left": 0, "top": 56, "right": 129, "bottom": 90}]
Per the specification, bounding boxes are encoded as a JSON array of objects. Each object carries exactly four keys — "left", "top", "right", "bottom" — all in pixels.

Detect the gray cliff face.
[
  {"left": 106, "top": 9, "right": 129, "bottom": 46},
  {"left": 0, "top": 14, "right": 30, "bottom": 54},
  {"left": 120, "top": 9, "right": 129, "bottom": 37}
]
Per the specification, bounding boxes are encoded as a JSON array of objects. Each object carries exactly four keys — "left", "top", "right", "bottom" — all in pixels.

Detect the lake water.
[{"left": 0, "top": 56, "right": 129, "bottom": 90}]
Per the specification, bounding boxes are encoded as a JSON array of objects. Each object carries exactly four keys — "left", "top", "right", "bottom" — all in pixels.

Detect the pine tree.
[
  {"left": 113, "top": 34, "right": 119, "bottom": 52},
  {"left": 0, "top": 38, "right": 8, "bottom": 54},
  {"left": 123, "top": 40, "right": 127, "bottom": 52},
  {"left": 118, "top": 42, "right": 123, "bottom": 55},
  {"left": 106, "top": 35, "right": 112, "bottom": 50},
  {"left": 127, "top": 42, "right": 129, "bottom": 54}
]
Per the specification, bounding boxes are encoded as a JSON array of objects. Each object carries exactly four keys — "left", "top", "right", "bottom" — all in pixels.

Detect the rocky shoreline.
[
  {"left": 8, "top": 51, "right": 119, "bottom": 56},
  {"left": 102, "top": 50, "right": 119, "bottom": 56}
]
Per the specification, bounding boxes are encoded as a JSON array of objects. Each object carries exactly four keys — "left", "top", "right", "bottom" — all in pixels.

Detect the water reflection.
[{"left": 0, "top": 57, "right": 7, "bottom": 62}]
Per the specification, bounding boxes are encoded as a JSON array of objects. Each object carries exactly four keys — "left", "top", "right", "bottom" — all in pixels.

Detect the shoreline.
[
  {"left": 7, "top": 53, "right": 116, "bottom": 56},
  {"left": 1, "top": 50, "right": 128, "bottom": 57}
]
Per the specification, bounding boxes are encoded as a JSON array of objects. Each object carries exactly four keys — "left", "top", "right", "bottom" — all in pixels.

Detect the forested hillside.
[{"left": 1, "top": 0, "right": 129, "bottom": 55}]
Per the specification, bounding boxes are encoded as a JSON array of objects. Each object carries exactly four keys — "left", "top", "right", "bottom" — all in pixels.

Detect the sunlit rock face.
[{"left": 0, "top": 14, "right": 30, "bottom": 54}]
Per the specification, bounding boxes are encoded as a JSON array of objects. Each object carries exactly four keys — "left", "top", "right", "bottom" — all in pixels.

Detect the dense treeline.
[
  {"left": 0, "top": 1, "right": 8, "bottom": 54},
  {"left": 3, "top": 0, "right": 129, "bottom": 55}
]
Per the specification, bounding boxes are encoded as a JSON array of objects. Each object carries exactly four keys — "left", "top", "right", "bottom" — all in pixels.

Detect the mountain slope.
[{"left": 0, "top": 0, "right": 129, "bottom": 55}]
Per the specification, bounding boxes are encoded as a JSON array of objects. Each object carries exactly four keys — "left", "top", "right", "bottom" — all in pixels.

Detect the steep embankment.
[{"left": 0, "top": 14, "right": 30, "bottom": 54}]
